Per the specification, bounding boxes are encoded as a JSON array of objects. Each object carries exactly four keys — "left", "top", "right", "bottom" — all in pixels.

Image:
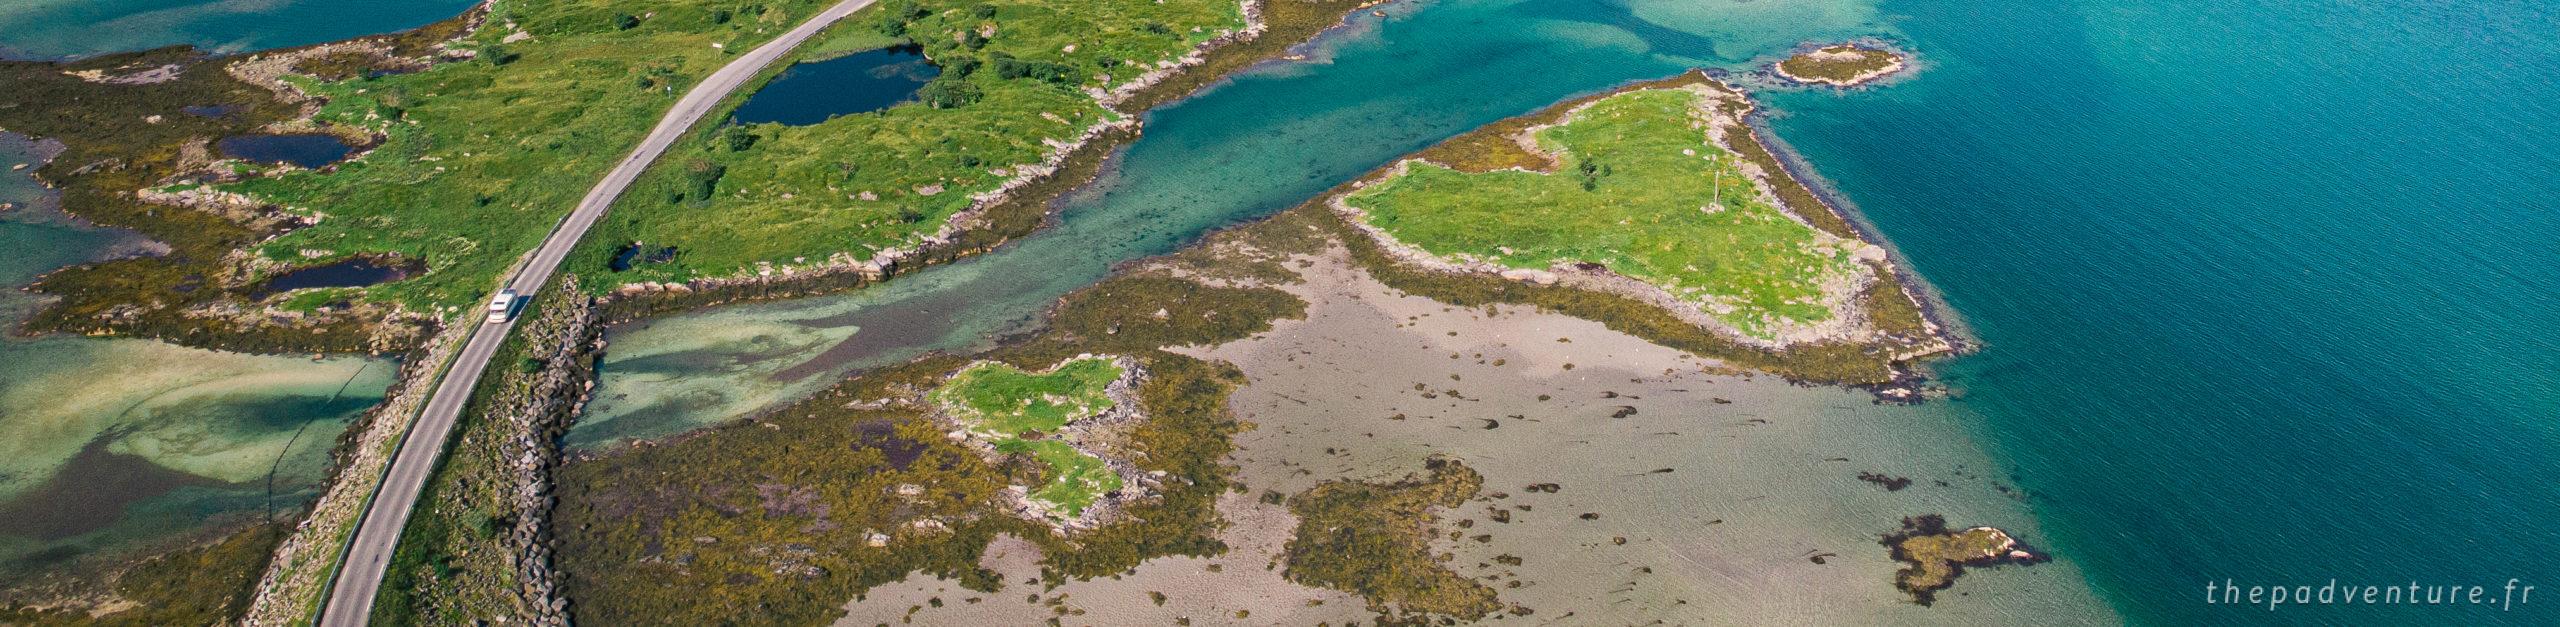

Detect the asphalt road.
[{"left": 315, "top": 1, "right": 873, "bottom": 623}]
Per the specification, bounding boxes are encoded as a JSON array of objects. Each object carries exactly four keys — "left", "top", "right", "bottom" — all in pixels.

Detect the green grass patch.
[
  {"left": 992, "top": 438, "right": 1121, "bottom": 516},
  {"left": 274, "top": 287, "right": 360, "bottom": 313},
  {"left": 795, "top": 28, "right": 906, "bottom": 62},
  {"left": 930, "top": 356, "right": 1125, "bottom": 516},
  {"left": 1344, "top": 87, "right": 1866, "bottom": 339},
  {"left": 567, "top": 0, "right": 1250, "bottom": 288},
  {"left": 929, "top": 357, "right": 1122, "bottom": 436},
  {"left": 218, "top": 0, "right": 833, "bottom": 312}
]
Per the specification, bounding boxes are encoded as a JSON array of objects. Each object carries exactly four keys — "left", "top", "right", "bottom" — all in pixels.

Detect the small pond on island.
[
  {"left": 731, "top": 45, "right": 939, "bottom": 126},
  {"left": 248, "top": 257, "right": 416, "bottom": 299},
  {"left": 215, "top": 133, "right": 354, "bottom": 168}
]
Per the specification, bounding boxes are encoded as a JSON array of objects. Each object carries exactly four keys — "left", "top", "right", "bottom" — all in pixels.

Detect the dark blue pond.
[
  {"left": 731, "top": 45, "right": 938, "bottom": 126},
  {"left": 216, "top": 133, "right": 353, "bottom": 168},
  {"left": 249, "top": 257, "right": 414, "bottom": 299}
]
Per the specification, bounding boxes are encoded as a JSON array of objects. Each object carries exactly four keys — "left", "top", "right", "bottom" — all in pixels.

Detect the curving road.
[{"left": 316, "top": 1, "right": 873, "bottom": 623}]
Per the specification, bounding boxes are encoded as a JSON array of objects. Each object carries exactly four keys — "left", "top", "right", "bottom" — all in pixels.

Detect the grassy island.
[
  {"left": 1775, "top": 43, "right": 1906, "bottom": 87},
  {"left": 1344, "top": 85, "right": 1871, "bottom": 342},
  {"left": 930, "top": 357, "right": 1130, "bottom": 517},
  {"left": 1305, "top": 71, "right": 1950, "bottom": 383},
  {"left": 933, "top": 357, "right": 1124, "bottom": 436}
]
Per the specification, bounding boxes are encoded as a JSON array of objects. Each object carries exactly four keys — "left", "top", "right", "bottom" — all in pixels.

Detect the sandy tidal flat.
[
  {"left": 1172, "top": 249, "right": 2114, "bottom": 623},
  {"left": 832, "top": 246, "right": 2112, "bottom": 624}
]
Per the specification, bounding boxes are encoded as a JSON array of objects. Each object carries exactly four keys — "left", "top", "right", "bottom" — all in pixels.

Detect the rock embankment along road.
[{"left": 316, "top": 1, "right": 876, "bottom": 624}]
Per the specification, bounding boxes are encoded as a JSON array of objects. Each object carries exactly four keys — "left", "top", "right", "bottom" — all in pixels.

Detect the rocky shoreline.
[
  {"left": 1741, "top": 97, "right": 1977, "bottom": 359},
  {"left": 1773, "top": 42, "right": 1909, "bottom": 88},
  {"left": 470, "top": 280, "right": 603, "bottom": 625},
  {"left": 1319, "top": 72, "right": 1955, "bottom": 378},
  {"left": 595, "top": 0, "right": 1380, "bottom": 322},
  {"left": 1880, "top": 514, "right": 2050, "bottom": 606},
  {"left": 241, "top": 314, "right": 472, "bottom": 625},
  {"left": 1330, "top": 84, "right": 1891, "bottom": 351}
]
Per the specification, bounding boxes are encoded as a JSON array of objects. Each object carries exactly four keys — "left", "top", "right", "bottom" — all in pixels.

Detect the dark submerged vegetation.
[
  {"left": 0, "top": 523, "right": 286, "bottom": 626},
  {"left": 1281, "top": 457, "right": 1504, "bottom": 623},
  {"left": 553, "top": 270, "right": 1306, "bottom": 623},
  {"left": 1880, "top": 515, "right": 2049, "bottom": 606}
]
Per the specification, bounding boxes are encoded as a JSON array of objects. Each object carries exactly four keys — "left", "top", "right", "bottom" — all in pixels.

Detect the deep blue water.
[
  {"left": 1767, "top": 0, "right": 2560, "bottom": 622},
  {"left": 216, "top": 133, "right": 354, "bottom": 169},
  {"left": 0, "top": 0, "right": 477, "bottom": 59},
  {"left": 732, "top": 45, "right": 939, "bottom": 126}
]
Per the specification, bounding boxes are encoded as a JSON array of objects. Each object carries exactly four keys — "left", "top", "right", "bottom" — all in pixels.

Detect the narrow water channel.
[{"left": 574, "top": 0, "right": 1892, "bottom": 445}]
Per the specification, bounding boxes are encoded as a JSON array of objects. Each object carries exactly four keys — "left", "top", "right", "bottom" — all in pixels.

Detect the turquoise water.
[
  {"left": 571, "top": 0, "right": 1893, "bottom": 445},
  {"left": 0, "top": 137, "right": 393, "bottom": 578},
  {"left": 1766, "top": 0, "right": 2560, "bottom": 622},
  {"left": 0, "top": 0, "right": 476, "bottom": 59},
  {"left": 582, "top": 0, "right": 2560, "bottom": 622}
]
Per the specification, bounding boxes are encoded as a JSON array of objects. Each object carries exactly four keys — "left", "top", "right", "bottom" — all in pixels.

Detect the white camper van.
[{"left": 486, "top": 289, "right": 518, "bottom": 324}]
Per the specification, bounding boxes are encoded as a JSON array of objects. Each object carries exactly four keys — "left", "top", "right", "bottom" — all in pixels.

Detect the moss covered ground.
[
  {"left": 930, "top": 357, "right": 1121, "bottom": 436},
  {"left": 1345, "top": 86, "right": 1864, "bottom": 339},
  {"left": 1881, "top": 514, "right": 2046, "bottom": 606},
  {"left": 1281, "top": 457, "right": 1503, "bottom": 623},
  {"left": 0, "top": 523, "right": 283, "bottom": 626},
  {"left": 0, "top": 44, "right": 413, "bottom": 351},
  {"left": 992, "top": 438, "right": 1122, "bottom": 516},
  {"left": 929, "top": 356, "right": 1127, "bottom": 516},
  {"left": 553, "top": 267, "right": 1307, "bottom": 623}
]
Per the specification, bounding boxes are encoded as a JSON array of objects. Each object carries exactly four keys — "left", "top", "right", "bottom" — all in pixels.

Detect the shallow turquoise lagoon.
[{"left": 0, "top": 137, "right": 393, "bottom": 579}]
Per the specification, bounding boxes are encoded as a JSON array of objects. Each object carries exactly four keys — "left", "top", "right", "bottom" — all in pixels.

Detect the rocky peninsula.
[
  {"left": 1775, "top": 43, "right": 1909, "bottom": 88},
  {"left": 1322, "top": 70, "right": 1953, "bottom": 385}
]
